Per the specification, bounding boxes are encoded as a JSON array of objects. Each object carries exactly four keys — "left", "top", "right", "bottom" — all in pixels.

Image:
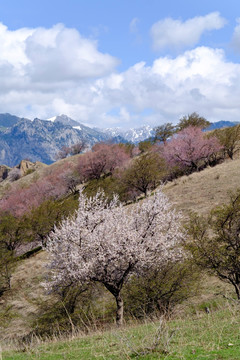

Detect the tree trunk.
[
  {"left": 103, "top": 283, "right": 125, "bottom": 326},
  {"left": 228, "top": 152, "right": 233, "bottom": 160},
  {"left": 115, "top": 293, "right": 124, "bottom": 326},
  {"left": 143, "top": 188, "right": 148, "bottom": 198},
  {"left": 234, "top": 283, "right": 240, "bottom": 300}
]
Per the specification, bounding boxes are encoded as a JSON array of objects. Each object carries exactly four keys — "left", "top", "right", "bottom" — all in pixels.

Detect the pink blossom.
[{"left": 163, "top": 126, "right": 222, "bottom": 170}]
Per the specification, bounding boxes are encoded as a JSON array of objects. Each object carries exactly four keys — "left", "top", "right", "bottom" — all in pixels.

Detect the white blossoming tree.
[{"left": 46, "top": 190, "right": 184, "bottom": 325}]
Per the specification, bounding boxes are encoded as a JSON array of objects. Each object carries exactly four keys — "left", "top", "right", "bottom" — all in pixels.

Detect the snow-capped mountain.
[
  {"left": 47, "top": 114, "right": 81, "bottom": 127},
  {"left": 0, "top": 115, "right": 109, "bottom": 166},
  {"left": 98, "top": 125, "right": 154, "bottom": 144},
  {"left": 124, "top": 125, "right": 154, "bottom": 143}
]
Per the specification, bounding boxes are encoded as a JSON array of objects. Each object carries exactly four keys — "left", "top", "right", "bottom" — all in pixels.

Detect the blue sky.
[{"left": 0, "top": 0, "right": 239, "bottom": 128}]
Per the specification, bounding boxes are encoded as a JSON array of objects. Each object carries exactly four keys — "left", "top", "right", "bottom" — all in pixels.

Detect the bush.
[
  {"left": 0, "top": 248, "right": 15, "bottom": 295},
  {"left": 185, "top": 189, "right": 240, "bottom": 300},
  {"left": 32, "top": 283, "right": 115, "bottom": 336},
  {"left": 210, "top": 125, "right": 240, "bottom": 160},
  {"left": 24, "top": 168, "right": 35, "bottom": 176},
  {"left": 83, "top": 176, "right": 121, "bottom": 201},
  {"left": 119, "top": 152, "right": 167, "bottom": 197},
  {"left": 32, "top": 260, "right": 199, "bottom": 335},
  {"left": 123, "top": 260, "right": 200, "bottom": 319},
  {"left": 28, "top": 195, "right": 79, "bottom": 245}
]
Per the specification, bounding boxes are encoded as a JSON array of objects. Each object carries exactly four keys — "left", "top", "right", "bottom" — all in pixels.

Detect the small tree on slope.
[
  {"left": 186, "top": 190, "right": 240, "bottom": 300},
  {"left": 46, "top": 190, "right": 184, "bottom": 326},
  {"left": 163, "top": 126, "right": 222, "bottom": 172}
]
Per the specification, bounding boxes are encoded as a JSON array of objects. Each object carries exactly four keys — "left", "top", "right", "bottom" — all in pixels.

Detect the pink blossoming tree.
[
  {"left": 77, "top": 143, "right": 130, "bottom": 182},
  {"left": 46, "top": 189, "right": 184, "bottom": 325},
  {"left": 163, "top": 126, "right": 222, "bottom": 172}
]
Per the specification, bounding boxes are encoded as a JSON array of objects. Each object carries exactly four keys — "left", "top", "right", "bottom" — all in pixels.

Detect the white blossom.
[{"left": 46, "top": 189, "right": 184, "bottom": 324}]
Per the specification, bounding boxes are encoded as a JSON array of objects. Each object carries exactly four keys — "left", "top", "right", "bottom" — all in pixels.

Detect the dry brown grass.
[
  {"left": 0, "top": 251, "right": 51, "bottom": 340},
  {"left": 164, "top": 158, "right": 240, "bottom": 215}
]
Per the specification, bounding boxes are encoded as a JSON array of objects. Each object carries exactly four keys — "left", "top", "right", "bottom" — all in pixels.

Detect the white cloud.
[
  {"left": 0, "top": 23, "right": 33, "bottom": 68},
  {"left": 130, "top": 18, "right": 139, "bottom": 33},
  {"left": 0, "top": 22, "right": 240, "bottom": 129},
  {"left": 82, "top": 46, "right": 240, "bottom": 127},
  {"left": 25, "top": 24, "right": 118, "bottom": 81},
  {"left": 0, "top": 22, "right": 118, "bottom": 88},
  {"left": 232, "top": 18, "right": 240, "bottom": 51},
  {"left": 150, "top": 12, "right": 226, "bottom": 51}
]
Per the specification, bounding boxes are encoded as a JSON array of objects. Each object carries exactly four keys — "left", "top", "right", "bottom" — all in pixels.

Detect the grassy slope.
[
  {"left": 2, "top": 157, "right": 240, "bottom": 357},
  {"left": 0, "top": 251, "right": 50, "bottom": 339},
  {"left": 164, "top": 158, "right": 240, "bottom": 215},
  {"left": 3, "top": 305, "right": 240, "bottom": 359}
]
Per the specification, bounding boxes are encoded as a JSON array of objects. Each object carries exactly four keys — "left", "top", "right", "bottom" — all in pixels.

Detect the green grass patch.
[{"left": 3, "top": 305, "right": 240, "bottom": 359}]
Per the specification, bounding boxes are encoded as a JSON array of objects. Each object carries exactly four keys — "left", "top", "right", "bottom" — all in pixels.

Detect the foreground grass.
[{"left": 3, "top": 303, "right": 240, "bottom": 360}]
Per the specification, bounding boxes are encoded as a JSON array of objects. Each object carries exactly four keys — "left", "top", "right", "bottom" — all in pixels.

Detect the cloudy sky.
[{"left": 0, "top": 0, "right": 240, "bottom": 128}]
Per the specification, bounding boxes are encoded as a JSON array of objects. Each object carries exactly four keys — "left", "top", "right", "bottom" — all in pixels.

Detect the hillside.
[
  {"left": 0, "top": 154, "right": 80, "bottom": 198},
  {"left": 0, "top": 156, "right": 240, "bottom": 341},
  {"left": 164, "top": 158, "right": 240, "bottom": 215},
  {"left": 4, "top": 305, "right": 240, "bottom": 359}
]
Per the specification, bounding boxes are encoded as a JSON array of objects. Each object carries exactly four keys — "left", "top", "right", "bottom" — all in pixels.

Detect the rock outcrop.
[{"left": 0, "top": 165, "right": 11, "bottom": 181}]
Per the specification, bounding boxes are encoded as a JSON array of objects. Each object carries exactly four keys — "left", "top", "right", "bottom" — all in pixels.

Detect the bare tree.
[
  {"left": 71, "top": 141, "right": 87, "bottom": 155},
  {"left": 46, "top": 190, "right": 184, "bottom": 326},
  {"left": 56, "top": 146, "right": 71, "bottom": 160},
  {"left": 56, "top": 141, "right": 87, "bottom": 160}
]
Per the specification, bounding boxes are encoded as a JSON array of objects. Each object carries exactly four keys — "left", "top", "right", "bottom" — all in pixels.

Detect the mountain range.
[
  {"left": 96, "top": 124, "right": 154, "bottom": 143},
  {"left": 0, "top": 115, "right": 109, "bottom": 166},
  {"left": 0, "top": 113, "right": 238, "bottom": 167}
]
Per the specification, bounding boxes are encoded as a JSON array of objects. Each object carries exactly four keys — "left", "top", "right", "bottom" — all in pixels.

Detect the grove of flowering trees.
[
  {"left": 46, "top": 189, "right": 184, "bottom": 325},
  {"left": 0, "top": 162, "right": 75, "bottom": 217}
]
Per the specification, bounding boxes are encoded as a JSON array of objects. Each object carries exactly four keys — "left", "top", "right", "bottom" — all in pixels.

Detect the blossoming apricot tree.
[{"left": 46, "top": 189, "right": 184, "bottom": 325}]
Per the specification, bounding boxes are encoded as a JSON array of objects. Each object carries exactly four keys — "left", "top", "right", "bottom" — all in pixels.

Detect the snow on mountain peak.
[
  {"left": 47, "top": 116, "right": 154, "bottom": 143},
  {"left": 100, "top": 125, "right": 154, "bottom": 143},
  {"left": 47, "top": 116, "right": 57, "bottom": 122}
]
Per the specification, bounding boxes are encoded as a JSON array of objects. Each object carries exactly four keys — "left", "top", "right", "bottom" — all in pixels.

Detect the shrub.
[
  {"left": 123, "top": 260, "right": 200, "bottom": 318},
  {"left": 120, "top": 152, "right": 167, "bottom": 197},
  {"left": 186, "top": 189, "right": 240, "bottom": 300},
  {"left": 210, "top": 125, "right": 240, "bottom": 160}
]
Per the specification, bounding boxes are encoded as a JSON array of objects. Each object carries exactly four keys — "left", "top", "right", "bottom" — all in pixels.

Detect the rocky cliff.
[{"left": 0, "top": 118, "right": 108, "bottom": 167}]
